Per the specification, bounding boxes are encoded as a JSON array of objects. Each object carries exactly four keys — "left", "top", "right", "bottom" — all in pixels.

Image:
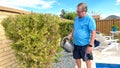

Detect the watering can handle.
[{"left": 60, "top": 36, "right": 68, "bottom": 47}]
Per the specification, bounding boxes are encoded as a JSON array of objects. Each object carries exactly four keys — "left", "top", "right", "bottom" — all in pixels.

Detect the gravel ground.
[{"left": 53, "top": 51, "right": 76, "bottom": 68}]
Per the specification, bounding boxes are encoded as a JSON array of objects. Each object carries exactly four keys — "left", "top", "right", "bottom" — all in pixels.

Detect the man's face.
[{"left": 77, "top": 6, "right": 85, "bottom": 18}]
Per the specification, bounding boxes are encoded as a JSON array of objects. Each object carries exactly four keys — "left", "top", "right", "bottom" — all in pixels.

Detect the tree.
[{"left": 60, "top": 9, "right": 66, "bottom": 18}]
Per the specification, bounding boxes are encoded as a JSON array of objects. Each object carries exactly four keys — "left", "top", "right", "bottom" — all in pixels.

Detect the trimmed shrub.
[
  {"left": 2, "top": 13, "right": 60, "bottom": 68},
  {"left": 59, "top": 21, "right": 73, "bottom": 38}
]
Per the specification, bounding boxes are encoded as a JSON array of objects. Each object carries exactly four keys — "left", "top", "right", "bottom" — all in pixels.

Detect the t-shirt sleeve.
[{"left": 88, "top": 17, "right": 96, "bottom": 31}]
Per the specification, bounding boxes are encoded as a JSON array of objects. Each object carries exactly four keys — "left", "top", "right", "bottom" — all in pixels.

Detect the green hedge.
[
  {"left": 63, "top": 12, "right": 77, "bottom": 20},
  {"left": 2, "top": 14, "right": 60, "bottom": 68},
  {"left": 59, "top": 21, "right": 73, "bottom": 38}
]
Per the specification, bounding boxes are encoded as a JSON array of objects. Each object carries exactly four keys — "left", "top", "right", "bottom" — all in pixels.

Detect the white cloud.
[
  {"left": 0, "top": 0, "right": 55, "bottom": 10},
  {"left": 116, "top": 0, "right": 120, "bottom": 2},
  {"left": 115, "top": 0, "right": 120, "bottom": 5}
]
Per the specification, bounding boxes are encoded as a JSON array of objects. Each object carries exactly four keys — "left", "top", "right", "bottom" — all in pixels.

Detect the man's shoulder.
[
  {"left": 85, "top": 14, "right": 95, "bottom": 21},
  {"left": 86, "top": 14, "right": 93, "bottom": 18}
]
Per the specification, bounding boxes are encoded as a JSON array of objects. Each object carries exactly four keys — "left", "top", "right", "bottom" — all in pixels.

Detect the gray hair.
[{"left": 77, "top": 3, "right": 87, "bottom": 12}]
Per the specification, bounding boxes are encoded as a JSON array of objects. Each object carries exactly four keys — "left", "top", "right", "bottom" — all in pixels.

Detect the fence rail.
[{"left": 96, "top": 19, "right": 120, "bottom": 35}]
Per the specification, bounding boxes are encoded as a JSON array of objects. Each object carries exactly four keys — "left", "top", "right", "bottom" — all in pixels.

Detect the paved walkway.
[
  {"left": 53, "top": 51, "right": 76, "bottom": 68},
  {"left": 53, "top": 45, "right": 120, "bottom": 68},
  {"left": 53, "top": 51, "right": 96, "bottom": 68}
]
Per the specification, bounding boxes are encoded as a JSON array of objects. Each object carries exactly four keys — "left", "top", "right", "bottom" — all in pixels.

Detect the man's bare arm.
[
  {"left": 67, "top": 29, "right": 74, "bottom": 39},
  {"left": 90, "top": 30, "right": 96, "bottom": 46}
]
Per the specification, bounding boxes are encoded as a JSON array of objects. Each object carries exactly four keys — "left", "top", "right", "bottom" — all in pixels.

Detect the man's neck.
[{"left": 79, "top": 13, "right": 87, "bottom": 18}]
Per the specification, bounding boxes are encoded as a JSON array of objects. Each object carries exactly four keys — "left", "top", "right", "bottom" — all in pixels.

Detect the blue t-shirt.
[{"left": 73, "top": 14, "right": 96, "bottom": 46}]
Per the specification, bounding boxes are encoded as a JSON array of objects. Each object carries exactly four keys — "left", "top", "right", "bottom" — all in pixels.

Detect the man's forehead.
[{"left": 77, "top": 6, "right": 82, "bottom": 10}]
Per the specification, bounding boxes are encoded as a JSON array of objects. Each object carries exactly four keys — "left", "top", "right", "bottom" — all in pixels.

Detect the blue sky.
[{"left": 0, "top": 0, "right": 120, "bottom": 19}]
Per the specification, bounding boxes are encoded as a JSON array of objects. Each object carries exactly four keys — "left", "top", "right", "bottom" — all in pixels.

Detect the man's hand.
[
  {"left": 67, "top": 34, "right": 72, "bottom": 40},
  {"left": 86, "top": 46, "right": 93, "bottom": 54}
]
